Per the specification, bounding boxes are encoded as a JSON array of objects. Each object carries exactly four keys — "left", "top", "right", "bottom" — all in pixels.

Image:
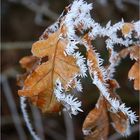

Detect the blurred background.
[{"left": 1, "top": 0, "right": 139, "bottom": 140}]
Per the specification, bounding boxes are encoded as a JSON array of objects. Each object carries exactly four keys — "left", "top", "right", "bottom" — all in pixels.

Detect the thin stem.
[
  {"left": 1, "top": 74, "right": 27, "bottom": 140},
  {"left": 63, "top": 110, "right": 75, "bottom": 140},
  {"left": 20, "top": 97, "right": 40, "bottom": 140},
  {"left": 1, "top": 42, "right": 33, "bottom": 50},
  {"left": 31, "top": 105, "right": 45, "bottom": 140}
]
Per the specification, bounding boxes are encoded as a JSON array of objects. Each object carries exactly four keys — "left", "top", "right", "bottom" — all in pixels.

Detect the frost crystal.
[
  {"left": 54, "top": 79, "right": 83, "bottom": 116},
  {"left": 74, "top": 52, "right": 87, "bottom": 77},
  {"left": 20, "top": 97, "right": 40, "bottom": 140},
  {"left": 75, "top": 79, "right": 83, "bottom": 92}
]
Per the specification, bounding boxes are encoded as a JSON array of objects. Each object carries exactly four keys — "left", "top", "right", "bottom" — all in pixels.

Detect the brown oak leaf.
[
  {"left": 129, "top": 45, "right": 140, "bottom": 61},
  {"left": 19, "top": 55, "right": 40, "bottom": 71},
  {"left": 128, "top": 45, "right": 140, "bottom": 91},
  {"left": 17, "top": 56, "right": 40, "bottom": 87},
  {"left": 82, "top": 96, "right": 109, "bottom": 140},
  {"left": 128, "top": 61, "right": 140, "bottom": 91},
  {"left": 18, "top": 28, "right": 80, "bottom": 113},
  {"left": 122, "top": 23, "right": 134, "bottom": 36}
]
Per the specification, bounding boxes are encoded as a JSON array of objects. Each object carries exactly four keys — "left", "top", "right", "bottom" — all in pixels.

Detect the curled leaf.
[
  {"left": 19, "top": 56, "right": 40, "bottom": 71},
  {"left": 129, "top": 45, "right": 140, "bottom": 61},
  {"left": 17, "top": 56, "right": 40, "bottom": 87},
  {"left": 128, "top": 61, "right": 140, "bottom": 91},
  {"left": 82, "top": 96, "right": 109, "bottom": 140}
]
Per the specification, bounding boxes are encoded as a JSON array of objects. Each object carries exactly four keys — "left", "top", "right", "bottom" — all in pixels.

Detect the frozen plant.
[{"left": 17, "top": 0, "right": 139, "bottom": 140}]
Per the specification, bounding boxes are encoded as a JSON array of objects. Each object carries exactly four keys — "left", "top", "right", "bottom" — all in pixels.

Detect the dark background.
[{"left": 1, "top": 0, "right": 139, "bottom": 140}]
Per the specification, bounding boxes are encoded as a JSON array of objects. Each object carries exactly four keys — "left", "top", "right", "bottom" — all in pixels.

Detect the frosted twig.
[
  {"left": 31, "top": 105, "right": 45, "bottom": 140},
  {"left": 63, "top": 110, "right": 75, "bottom": 140},
  {"left": 97, "top": 0, "right": 139, "bottom": 7},
  {"left": 20, "top": 97, "right": 40, "bottom": 140},
  {"left": 1, "top": 74, "right": 27, "bottom": 140},
  {"left": 9, "top": 0, "right": 59, "bottom": 25},
  {"left": 1, "top": 42, "right": 33, "bottom": 50}
]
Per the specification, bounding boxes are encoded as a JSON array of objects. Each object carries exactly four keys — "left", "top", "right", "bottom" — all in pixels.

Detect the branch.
[
  {"left": 63, "top": 110, "right": 75, "bottom": 140},
  {"left": 1, "top": 42, "right": 33, "bottom": 50},
  {"left": 31, "top": 105, "right": 45, "bottom": 140},
  {"left": 9, "top": 0, "right": 59, "bottom": 25},
  {"left": 1, "top": 74, "right": 27, "bottom": 140}
]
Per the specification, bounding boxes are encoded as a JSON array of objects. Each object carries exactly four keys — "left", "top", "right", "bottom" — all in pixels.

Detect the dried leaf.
[
  {"left": 18, "top": 29, "right": 80, "bottom": 112},
  {"left": 105, "top": 79, "right": 130, "bottom": 136},
  {"left": 110, "top": 111, "right": 130, "bottom": 135},
  {"left": 128, "top": 45, "right": 140, "bottom": 90},
  {"left": 19, "top": 56, "right": 40, "bottom": 71},
  {"left": 122, "top": 23, "right": 134, "bottom": 36},
  {"left": 17, "top": 56, "right": 40, "bottom": 87},
  {"left": 128, "top": 61, "right": 140, "bottom": 90},
  {"left": 107, "top": 45, "right": 140, "bottom": 91},
  {"left": 82, "top": 96, "right": 109, "bottom": 140},
  {"left": 129, "top": 45, "right": 140, "bottom": 61}
]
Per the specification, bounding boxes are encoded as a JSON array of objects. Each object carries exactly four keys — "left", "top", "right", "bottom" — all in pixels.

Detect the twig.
[
  {"left": 63, "top": 110, "right": 75, "bottom": 140},
  {"left": 1, "top": 115, "right": 24, "bottom": 126},
  {"left": 109, "top": 124, "right": 140, "bottom": 140},
  {"left": 1, "top": 74, "right": 27, "bottom": 140},
  {"left": 1, "top": 42, "right": 33, "bottom": 50},
  {"left": 30, "top": 105, "right": 45, "bottom": 140},
  {"left": 20, "top": 96, "right": 40, "bottom": 140},
  {"left": 97, "top": 0, "right": 139, "bottom": 7},
  {"left": 123, "top": 0, "right": 139, "bottom": 6},
  {"left": 2, "top": 67, "right": 19, "bottom": 78},
  {"left": 9, "top": 0, "right": 59, "bottom": 25}
]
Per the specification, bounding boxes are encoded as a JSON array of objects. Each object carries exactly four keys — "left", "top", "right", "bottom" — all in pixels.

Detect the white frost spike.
[
  {"left": 20, "top": 97, "right": 40, "bottom": 140},
  {"left": 75, "top": 79, "right": 83, "bottom": 92},
  {"left": 65, "top": 41, "right": 78, "bottom": 55},
  {"left": 74, "top": 52, "right": 87, "bottom": 77},
  {"left": 54, "top": 79, "right": 83, "bottom": 116},
  {"left": 106, "top": 21, "right": 111, "bottom": 29}
]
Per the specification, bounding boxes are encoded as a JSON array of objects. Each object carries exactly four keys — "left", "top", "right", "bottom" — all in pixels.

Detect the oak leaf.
[
  {"left": 18, "top": 28, "right": 80, "bottom": 113},
  {"left": 17, "top": 56, "right": 40, "bottom": 87},
  {"left": 129, "top": 45, "right": 140, "bottom": 61},
  {"left": 128, "top": 61, "right": 140, "bottom": 90},
  {"left": 122, "top": 23, "right": 134, "bottom": 36},
  {"left": 19, "top": 55, "right": 40, "bottom": 71},
  {"left": 128, "top": 45, "right": 140, "bottom": 91},
  {"left": 82, "top": 96, "right": 109, "bottom": 140}
]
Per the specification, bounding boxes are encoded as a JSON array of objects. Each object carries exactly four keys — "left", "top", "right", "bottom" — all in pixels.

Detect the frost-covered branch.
[{"left": 20, "top": 97, "right": 40, "bottom": 140}]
